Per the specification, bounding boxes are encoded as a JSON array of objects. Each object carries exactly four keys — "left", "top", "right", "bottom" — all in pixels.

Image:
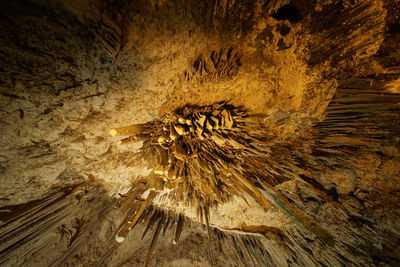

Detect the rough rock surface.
[{"left": 0, "top": 0, "right": 399, "bottom": 266}]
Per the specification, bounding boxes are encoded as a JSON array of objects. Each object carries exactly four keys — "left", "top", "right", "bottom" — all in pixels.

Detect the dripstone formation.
[
  {"left": 1, "top": 0, "right": 399, "bottom": 266},
  {"left": 110, "top": 103, "right": 337, "bottom": 262}
]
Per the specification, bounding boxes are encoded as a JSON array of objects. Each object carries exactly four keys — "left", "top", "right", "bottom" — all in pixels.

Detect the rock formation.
[{"left": 0, "top": 0, "right": 399, "bottom": 266}]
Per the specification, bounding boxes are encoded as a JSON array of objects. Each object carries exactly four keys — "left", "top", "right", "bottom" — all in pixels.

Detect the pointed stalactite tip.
[{"left": 115, "top": 235, "right": 125, "bottom": 243}]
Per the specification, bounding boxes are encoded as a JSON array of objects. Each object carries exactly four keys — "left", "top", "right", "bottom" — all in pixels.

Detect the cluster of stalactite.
[
  {"left": 109, "top": 86, "right": 400, "bottom": 264},
  {"left": 110, "top": 103, "right": 339, "bottom": 262},
  {"left": 1, "top": 90, "right": 399, "bottom": 266}
]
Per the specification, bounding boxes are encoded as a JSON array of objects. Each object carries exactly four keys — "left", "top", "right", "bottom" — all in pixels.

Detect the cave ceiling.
[{"left": 0, "top": 0, "right": 400, "bottom": 266}]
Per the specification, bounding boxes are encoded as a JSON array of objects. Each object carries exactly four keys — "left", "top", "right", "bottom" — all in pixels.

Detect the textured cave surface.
[{"left": 0, "top": 0, "right": 400, "bottom": 266}]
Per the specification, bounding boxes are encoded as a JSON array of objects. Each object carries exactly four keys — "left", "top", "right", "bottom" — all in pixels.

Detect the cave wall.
[{"left": 0, "top": 0, "right": 400, "bottom": 266}]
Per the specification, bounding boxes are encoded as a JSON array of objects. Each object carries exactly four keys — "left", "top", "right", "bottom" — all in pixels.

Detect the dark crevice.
[
  {"left": 388, "top": 20, "right": 400, "bottom": 34},
  {"left": 272, "top": 4, "right": 301, "bottom": 23}
]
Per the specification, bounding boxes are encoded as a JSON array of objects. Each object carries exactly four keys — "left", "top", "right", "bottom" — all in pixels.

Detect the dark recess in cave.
[{"left": 272, "top": 4, "right": 302, "bottom": 23}]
